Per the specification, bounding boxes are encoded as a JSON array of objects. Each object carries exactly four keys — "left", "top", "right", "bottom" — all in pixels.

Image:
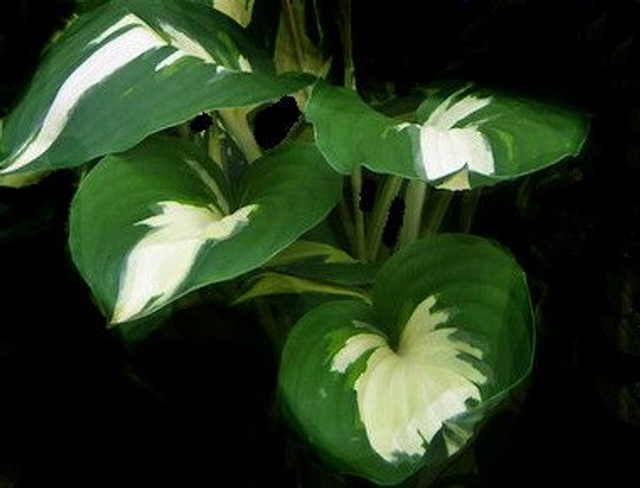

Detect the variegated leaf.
[
  {"left": 274, "top": 0, "right": 332, "bottom": 78},
  {"left": 306, "top": 81, "right": 588, "bottom": 190},
  {"left": 233, "top": 271, "right": 371, "bottom": 304},
  {"left": 69, "top": 136, "right": 341, "bottom": 325},
  {"left": 235, "top": 240, "right": 376, "bottom": 304},
  {"left": 212, "top": 0, "right": 255, "bottom": 27},
  {"left": 279, "top": 234, "right": 534, "bottom": 485},
  {"left": 0, "top": 0, "right": 312, "bottom": 175},
  {"left": 265, "top": 240, "right": 355, "bottom": 267}
]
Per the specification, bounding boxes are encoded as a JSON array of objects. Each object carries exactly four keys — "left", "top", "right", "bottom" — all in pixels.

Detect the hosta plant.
[{"left": 0, "top": 0, "right": 588, "bottom": 486}]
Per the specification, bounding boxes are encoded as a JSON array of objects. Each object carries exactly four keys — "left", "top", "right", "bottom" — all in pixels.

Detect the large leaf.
[
  {"left": 306, "top": 81, "right": 588, "bottom": 190},
  {"left": 0, "top": 0, "right": 312, "bottom": 175},
  {"left": 69, "top": 136, "right": 341, "bottom": 324},
  {"left": 278, "top": 234, "right": 534, "bottom": 485}
]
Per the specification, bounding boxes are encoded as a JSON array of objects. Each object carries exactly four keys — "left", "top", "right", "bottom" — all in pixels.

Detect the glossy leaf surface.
[
  {"left": 0, "top": 0, "right": 312, "bottom": 174},
  {"left": 279, "top": 234, "right": 534, "bottom": 484},
  {"left": 306, "top": 81, "right": 588, "bottom": 189},
  {"left": 70, "top": 137, "right": 341, "bottom": 324}
]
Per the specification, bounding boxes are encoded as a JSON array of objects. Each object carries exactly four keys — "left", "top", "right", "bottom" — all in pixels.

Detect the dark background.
[{"left": 1, "top": 1, "right": 640, "bottom": 487}]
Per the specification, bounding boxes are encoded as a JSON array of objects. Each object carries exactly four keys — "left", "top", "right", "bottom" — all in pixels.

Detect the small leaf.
[
  {"left": 279, "top": 234, "right": 534, "bottom": 485},
  {"left": 268, "top": 261, "right": 378, "bottom": 287},
  {"left": 0, "top": 170, "right": 49, "bottom": 188},
  {"left": 69, "top": 136, "right": 341, "bottom": 325},
  {"left": 212, "top": 0, "right": 255, "bottom": 27},
  {"left": 0, "top": 0, "right": 312, "bottom": 174},
  {"left": 306, "top": 81, "right": 588, "bottom": 189},
  {"left": 236, "top": 241, "right": 377, "bottom": 304},
  {"left": 259, "top": 241, "right": 379, "bottom": 287},
  {"left": 265, "top": 240, "right": 355, "bottom": 267},
  {"left": 234, "top": 272, "right": 371, "bottom": 304},
  {"left": 274, "top": 0, "right": 332, "bottom": 77}
]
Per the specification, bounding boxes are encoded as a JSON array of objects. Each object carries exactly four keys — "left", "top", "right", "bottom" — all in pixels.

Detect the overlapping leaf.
[
  {"left": 306, "top": 81, "right": 588, "bottom": 190},
  {"left": 211, "top": 0, "right": 255, "bottom": 27},
  {"left": 0, "top": 0, "right": 312, "bottom": 174},
  {"left": 234, "top": 240, "right": 376, "bottom": 304},
  {"left": 279, "top": 234, "right": 534, "bottom": 485},
  {"left": 69, "top": 136, "right": 342, "bottom": 324}
]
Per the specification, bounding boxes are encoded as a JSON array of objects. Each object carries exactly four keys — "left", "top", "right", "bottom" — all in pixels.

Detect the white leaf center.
[
  {"left": 330, "top": 295, "right": 486, "bottom": 462},
  {"left": 396, "top": 87, "right": 495, "bottom": 187},
  {"left": 1, "top": 16, "right": 166, "bottom": 173},
  {"left": 154, "top": 23, "right": 217, "bottom": 71},
  {"left": 111, "top": 201, "right": 257, "bottom": 323},
  {"left": 0, "top": 13, "right": 233, "bottom": 173}
]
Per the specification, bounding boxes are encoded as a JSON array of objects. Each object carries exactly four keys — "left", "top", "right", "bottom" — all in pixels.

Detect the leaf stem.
[
  {"left": 459, "top": 189, "right": 482, "bottom": 233},
  {"left": 280, "top": 0, "right": 305, "bottom": 72},
  {"left": 338, "top": 0, "right": 355, "bottom": 89},
  {"left": 207, "top": 116, "right": 224, "bottom": 170},
  {"left": 337, "top": 0, "right": 365, "bottom": 261},
  {"left": 218, "top": 108, "right": 262, "bottom": 163},
  {"left": 278, "top": 1, "right": 312, "bottom": 108},
  {"left": 178, "top": 123, "right": 191, "bottom": 140},
  {"left": 366, "top": 175, "right": 403, "bottom": 261},
  {"left": 350, "top": 170, "right": 367, "bottom": 260},
  {"left": 421, "top": 190, "right": 453, "bottom": 236},
  {"left": 255, "top": 297, "right": 285, "bottom": 352},
  {"left": 338, "top": 198, "right": 357, "bottom": 254},
  {"left": 397, "top": 179, "right": 427, "bottom": 248}
]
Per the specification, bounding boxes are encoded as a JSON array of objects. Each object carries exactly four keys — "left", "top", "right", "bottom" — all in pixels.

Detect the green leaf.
[
  {"left": 306, "top": 81, "right": 588, "bottom": 190},
  {"left": 75, "top": 0, "right": 110, "bottom": 12},
  {"left": 257, "top": 239, "right": 379, "bottom": 286},
  {"left": 69, "top": 136, "right": 341, "bottom": 324},
  {"left": 233, "top": 272, "right": 371, "bottom": 304},
  {"left": 306, "top": 81, "right": 416, "bottom": 176},
  {"left": 268, "top": 261, "right": 378, "bottom": 286},
  {"left": 265, "top": 240, "right": 355, "bottom": 266},
  {"left": 278, "top": 234, "right": 534, "bottom": 485},
  {"left": 274, "top": 0, "right": 332, "bottom": 77},
  {"left": 0, "top": 170, "right": 49, "bottom": 188},
  {"left": 0, "top": 0, "right": 312, "bottom": 175},
  {"left": 235, "top": 240, "right": 376, "bottom": 305},
  {"left": 211, "top": 0, "right": 255, "bottom": 27}
]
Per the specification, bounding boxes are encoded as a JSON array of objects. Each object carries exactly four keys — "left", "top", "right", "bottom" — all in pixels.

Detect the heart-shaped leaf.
[
  {"left": 69, "top": 136, "right": 341, "bottom": 324},
  {"left": 306, "top": 81, "right": 588, "bottom": 190},
  {"left": 0, "top": 0, "right": 312, "bottom": 175},
  {"left": 278, "top": 234, "right": 534, "bottom": 485}
]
